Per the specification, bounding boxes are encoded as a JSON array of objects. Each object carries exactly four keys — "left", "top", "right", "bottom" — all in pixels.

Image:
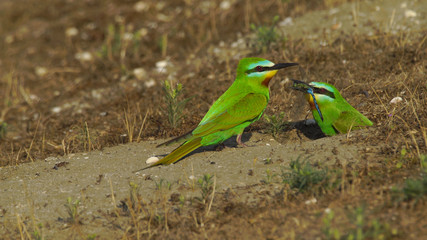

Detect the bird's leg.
[{"left": 236, "top": 134, "right": 248, "bottom": 147}]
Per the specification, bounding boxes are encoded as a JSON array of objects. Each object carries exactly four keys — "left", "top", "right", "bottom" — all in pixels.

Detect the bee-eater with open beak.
[
  {"left": 138, "top": 58, "right": 298, "bottom": 170},
  {"left": 292, "top": 79, "right": 373, "bottom": 136}
]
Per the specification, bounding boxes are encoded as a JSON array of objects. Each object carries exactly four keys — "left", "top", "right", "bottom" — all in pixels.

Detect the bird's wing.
[
  {"left": 199, "top": 90, "right": 248, "bottom": 124},
  {"left": 332, "top": 110, "right": 373, "bottom": 133},
  {"left": 157, "top": 90, "right": 249, "bottom": 147},
  {"left": 192, "top": 93, "right": 268, "bottom": 138}
]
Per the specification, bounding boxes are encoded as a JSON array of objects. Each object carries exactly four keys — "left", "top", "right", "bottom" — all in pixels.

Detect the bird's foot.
[
  {"left": 236, "top": 134, "right": 249, "bottom": 148},
  {"left": 237, "top": 141, "right": 249, "bottom": 148}
]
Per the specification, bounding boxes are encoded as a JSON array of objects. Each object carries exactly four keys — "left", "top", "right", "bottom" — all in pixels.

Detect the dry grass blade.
[{"left": 206, "top": 174, "right": 216, "bottom": 217}]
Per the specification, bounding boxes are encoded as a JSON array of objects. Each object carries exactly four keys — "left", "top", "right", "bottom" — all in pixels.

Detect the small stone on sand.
[
  {"left": 146, "top": 156, "right": 159, "bottom": 164},
  {"left": 390, "top": 96, "right": 403, "bottom": 104}
]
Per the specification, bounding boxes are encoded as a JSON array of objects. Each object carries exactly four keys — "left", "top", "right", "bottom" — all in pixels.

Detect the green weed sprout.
[
  {"left": 32, "top": 223, "right": 44, "bottom": 240},
  {"left": 87, "top": 234, "right": 97, "bottom": 240},
  {"left": 420, "top": 154, "right": 427, "bottom": 172},
  {"left": 98, "top": 23, "right": 143, "bottom": 62},
  {"left": 402, "top": 174, "right": 427, "bottom": 202},
  {"left": 162, "top": 80, "right": 191, "bottom": 128},
  {"left": 263, "top": 112, "right": 287, "bottom": 138},
  {"left": 197, "top": 174, "right": 214, "bottom": 202},
  {"left": 345, "top": 206, "right": 394, "bottom": 239},
  {"left": 322, "top": 209, "right": 341, "bottom": 240},
  {"left": 281, "top": 156, "right": 328, "bottom": 192},
  {"left": 262, "top": 169, "right": 276, "bottom": 185},
  {"left": 65, "top": 197, "right": 80, "bottom": 224},
  {"left": 392, "top": 171, "right": 427, "bottom": 203},
  {"left": 251, "top": 15, "right": 283, "bottom": 53},
  {"left": 0, "top": 121, "right": 7, "bottom": 139},
  {"left": 323, "top": 206, "right": 396, "bottom": 240},
  {"left": 129, "top": 181, "right": 140, "bottom": 209},
  {"left": 155, "top": 178, "right": 172, "bottom": 191}
]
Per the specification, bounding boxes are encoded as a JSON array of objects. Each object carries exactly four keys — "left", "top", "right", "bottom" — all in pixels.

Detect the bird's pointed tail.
[
  {"left": 134, "top": 138, "right": 202, "bottom": 172},
  {"left": 156, "top": 129, "right": 194, "bottom": 148}
]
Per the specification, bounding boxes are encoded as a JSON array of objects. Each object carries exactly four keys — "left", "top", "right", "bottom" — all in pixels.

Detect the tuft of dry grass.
[{"left": 122, "top": 102, "right": 150, "bottom": 143}]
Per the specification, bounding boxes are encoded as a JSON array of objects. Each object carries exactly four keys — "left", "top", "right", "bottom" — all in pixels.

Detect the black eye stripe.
[
  {"left": 314, "top": 87, "right": 335, "bottom": 99},
  {"left": 245, "top": 66, "right": 265, "bottom": 74}
]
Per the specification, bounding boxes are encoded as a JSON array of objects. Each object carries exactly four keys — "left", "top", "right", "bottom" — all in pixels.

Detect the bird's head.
[
  {"left": 291, "top": 79, "right": 343, "bottom": 121},
  {"left": 307, "top": 82, "right": 341, "bottom": 101},
  {"left": 292, "top": 80, "right": 340, "bottom": 102},
  {"left": 236, "top": 58, "right": 298, "bottom": 87}
]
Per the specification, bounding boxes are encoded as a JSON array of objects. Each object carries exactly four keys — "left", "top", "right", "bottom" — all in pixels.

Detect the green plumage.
[
  {"left": 294, "top": 81, "right": 373, "bottom": 136},
  {"left": 139, "top": 58, "right": 297, "bottom": 170}
]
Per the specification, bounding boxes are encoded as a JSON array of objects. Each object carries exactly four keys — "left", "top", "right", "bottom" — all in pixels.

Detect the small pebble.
[
  {"left": 134, "top": 1, "right": 148, "bottom": 12},
  {"left": 404, "top": 10, "right": 417, "bottom": 18},
  {"left": 144, "top": 79, "right": 156, "bottom": 88},
  {"left": 123, "top": 33, "right": 133, "bottom": 41},
  {"left": 390, "top": 96, "right": 403, "bottom": 104},
  {"left": 146, "top": 156, "right": 159, "bottom": 164},
  {"left": 75, "top": 51, "right": 93, "bottom": 62},
  {"left": 156, "top": 60, "right": 168, "bottom": 70},
  {"left": 220, "top": 1, "right": 231, "bottom": 10},
  {"left": 279, "top": 17, "right": 293, "bottom": 26},
  {"left": 35, "top": 67, "right": 48, "bottom": 77},
  {"left": 133, "top": 68, "right": 146, "bottom": 80},
  {"left": 51, "top": 106, "right": 62, "bottom": 114},
  {"left": 305, "top": 198, "right": 317, "bottom": 205},
  {"left": 65, "top": 27, "right": 78, "bottom": 37}
]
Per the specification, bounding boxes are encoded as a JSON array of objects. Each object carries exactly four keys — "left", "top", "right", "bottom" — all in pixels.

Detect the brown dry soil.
[{"left": 0, "top": 0, "right": 426, "bottom": 239}]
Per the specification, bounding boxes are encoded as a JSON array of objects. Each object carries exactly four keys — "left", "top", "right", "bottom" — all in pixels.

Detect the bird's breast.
[
  {"left": 261, "top": 70, "right": 278, "bottom": 87},
  {"left": 305, "top": 94, "right": 317, "bottom": 110},
  {"left": 261, "top": 76, "right": 273, "bottom": 87}
]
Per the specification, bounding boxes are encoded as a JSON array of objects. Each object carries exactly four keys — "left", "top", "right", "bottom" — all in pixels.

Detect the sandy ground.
[{"left": 0, "top": 129, "right": 378, "bottom": 239}]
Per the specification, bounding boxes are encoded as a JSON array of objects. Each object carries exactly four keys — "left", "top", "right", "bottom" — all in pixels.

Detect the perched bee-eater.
[
  {"left": 140, "top": 58, "right": 298, "bottom": 170},
  {"left": 292, "top": 79, "right": 373, "bottom": 136}
]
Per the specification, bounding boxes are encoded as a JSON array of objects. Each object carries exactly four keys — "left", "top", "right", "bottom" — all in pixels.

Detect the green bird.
[
  {"left": 292, "top": 79, "right": 373, "bottom": 136},
  {"left": 141, "top": 58, "right": 298, "bottom": 170}
]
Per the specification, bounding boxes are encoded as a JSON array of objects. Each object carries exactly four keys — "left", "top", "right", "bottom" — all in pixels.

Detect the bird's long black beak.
[
  {"left": 290, "top": 79, "right": 324, "bottom": 122},
  {"left": 266, "top": 62, "right": 299, "bottom": 71},
  {"left": 291, "top": 79, "right": 312, "bottom": 92}
]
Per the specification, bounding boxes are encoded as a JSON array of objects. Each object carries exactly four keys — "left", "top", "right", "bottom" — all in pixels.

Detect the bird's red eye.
[{"left": 255, "top": 66, "right": 263, "bottom": 72}]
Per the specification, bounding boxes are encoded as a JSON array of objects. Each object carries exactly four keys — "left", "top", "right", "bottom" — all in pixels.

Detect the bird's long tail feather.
[
  {"left": 135, "top": 138, "right": 202, "bottom": 172},
  {"left": 156, "top": 129, "right": 194, "bottom": 148}
]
